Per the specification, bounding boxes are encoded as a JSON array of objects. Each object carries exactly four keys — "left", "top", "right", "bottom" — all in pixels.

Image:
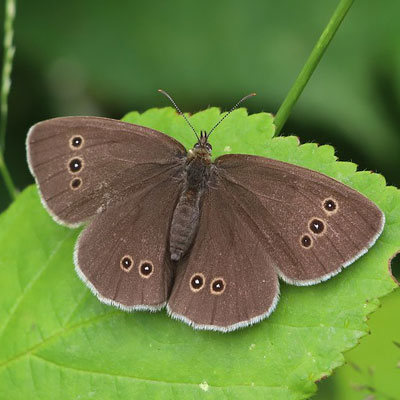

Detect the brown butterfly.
[{"left": 26, "top": 91, "right": 385, "bottom": 332}]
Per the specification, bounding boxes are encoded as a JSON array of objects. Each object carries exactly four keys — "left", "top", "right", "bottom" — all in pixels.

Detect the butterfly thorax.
[{"left": 169, "top": 135, "right": 212, "bottom": 262}]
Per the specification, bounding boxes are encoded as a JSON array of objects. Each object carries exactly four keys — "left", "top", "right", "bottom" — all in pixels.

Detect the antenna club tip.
[{"left": 250, "top": 92, "right": 257, "bottom": 97}]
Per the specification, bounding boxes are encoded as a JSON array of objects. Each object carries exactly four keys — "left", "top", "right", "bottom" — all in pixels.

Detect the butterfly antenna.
[
  {"left": 207, "top": 93, "right": 256, "bottom": 138},
  {"left": 158, "top": 89, "right": 200, "bottom": 141}
]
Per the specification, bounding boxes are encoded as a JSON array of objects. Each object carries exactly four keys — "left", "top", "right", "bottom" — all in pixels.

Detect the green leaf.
[
  {"left": 315, "top": 288, "right": 400, "bottom": 400},
  {"left": 0, "top": 108, "right": 398, "bottom": 400}
]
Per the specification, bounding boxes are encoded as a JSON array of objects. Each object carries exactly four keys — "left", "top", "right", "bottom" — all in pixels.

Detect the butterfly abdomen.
[
  {"left": 169, "top": 156, "right": 210, "bottom": 261},
  {"left": 170, "top": 188, "right": 201, "bottom": 261}
]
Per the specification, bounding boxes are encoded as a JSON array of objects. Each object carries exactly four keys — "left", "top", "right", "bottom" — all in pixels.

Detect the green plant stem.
[
  {"left": 274, "top": 0, "right": 355, "bottom": 135},
  {"left": 0, "top": 153, "right": 17, "bottom": 200},
  {"left": 0, "top": 0, "right": 17, "bottom": 200}
]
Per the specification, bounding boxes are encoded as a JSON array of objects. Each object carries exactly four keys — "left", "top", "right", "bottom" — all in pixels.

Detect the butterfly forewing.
[
  {"left": 214, "top": 154, "right": 385, "bottom": 285},
  {"left": 27, "top": 116, "right": 186, "bottom": 226}
]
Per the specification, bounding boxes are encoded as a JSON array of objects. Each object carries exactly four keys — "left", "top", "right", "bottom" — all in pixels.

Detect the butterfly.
[{"left": 26, "top": 90, "right": 385, "bottom": 332}]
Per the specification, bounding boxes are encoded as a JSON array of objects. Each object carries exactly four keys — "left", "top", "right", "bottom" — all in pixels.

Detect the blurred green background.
[{"left": 0, "top": 0, "right": 399, "bottom": 398}]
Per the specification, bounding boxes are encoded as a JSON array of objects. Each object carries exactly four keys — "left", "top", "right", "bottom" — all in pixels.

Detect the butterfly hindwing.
[
  {"left": 167, "top": 177, "right": 280, "bottom": 331},
  {"left": 75, "top": 172, "right": 183, "bottom": 310},
  {"left": 27, "top": 116, "right": 186, "bottom": 226}
]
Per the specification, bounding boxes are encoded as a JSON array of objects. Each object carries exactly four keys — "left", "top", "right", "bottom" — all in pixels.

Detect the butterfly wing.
[
  {"left": 213, "top": 154, "right": 385, "bottom": 285},
  {"left": 75, "top": 164, "right": 182, "bottom": 310},
  {"left": 167, "top": 177, "right": 280, "bottom": 331},
  {"left": 27, "top": 116, "right": 186, "bottom": 226},
  {"left": 167, "top": 153, "right": 384, "bottom": 331}
]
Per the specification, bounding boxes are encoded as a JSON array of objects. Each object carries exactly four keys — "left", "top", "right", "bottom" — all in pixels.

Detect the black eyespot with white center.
[
  {"left": 70, "top": 177, "right": 82, "bottom": 190},
  {"left": 70, "top": 135, "right": 83, "bottom": 149},
  {"left": 139, "top": 261, "right": 154, "bottom": 278},
  {"left": 323, "top": 198, "right": 337, "bottom": 213},
  {"left": 120, "top": 255, "right": 133, "bottom": 272},
  {"left": 210, "top": 277, "right": 226, "bottom": 295},
  {"left": 68, "top": 157, "right": 83, "bottom": 173},
  {"left": 190, "top": 273, "right": 205, "bottom": 292},
  {"left": 301, "top": 235, "right": 312, "bottom": 248},
  {"left": 309, "top": 218, "right": 325, "bottom": 234}
]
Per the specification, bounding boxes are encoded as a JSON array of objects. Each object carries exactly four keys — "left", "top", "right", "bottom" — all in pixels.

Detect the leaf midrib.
[{"left": 29, "top": 352, "right": 288, "bottom": 391}]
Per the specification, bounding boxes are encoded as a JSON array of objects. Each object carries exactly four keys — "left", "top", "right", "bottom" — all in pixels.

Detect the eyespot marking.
[
  {"left": 323, "top": 198, "right": 338, "bottom": 214},
  {"left": 68, "top": 157, "right": 84, "bottom": 174},
  {"left": 190, "top": 273, "right": 205, "bottom": 292},
  {"left": 70, "top": 177, "right": 82, "bottom": 190},
  {"left": 139, "top": 260, "right": 154, "bottom": 278},
  {"left": 120, "top": 255, "right": 133, "bottom": 272},
  {"left": 309, "top": 218, "right": 325, "bottom": 235},
  {"left": 69, "top": 135, "right": 84, "bottom": 150},
  {"left": 301, "top": 235, "right": 312, "bottom": 248},
  {"left": 210, "top": 277, "right": 226, "bottom": 295}
]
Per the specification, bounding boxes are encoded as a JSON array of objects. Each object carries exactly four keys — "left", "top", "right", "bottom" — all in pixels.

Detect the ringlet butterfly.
[{"left": 26, "top": 90, "right": 385, "bottom": 332}]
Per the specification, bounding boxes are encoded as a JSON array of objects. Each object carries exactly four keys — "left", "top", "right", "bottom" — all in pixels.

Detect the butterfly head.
[
  {"left": 194, "top": 131, "right": 212, "bottom": 153},
  {"left": 187, "top": 131, "right": 212, "bottom": 161}
]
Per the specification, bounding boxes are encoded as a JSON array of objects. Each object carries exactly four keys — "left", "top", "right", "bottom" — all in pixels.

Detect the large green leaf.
[{"left": 0, "top": 108, "right": 398, "bottom": 400}]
